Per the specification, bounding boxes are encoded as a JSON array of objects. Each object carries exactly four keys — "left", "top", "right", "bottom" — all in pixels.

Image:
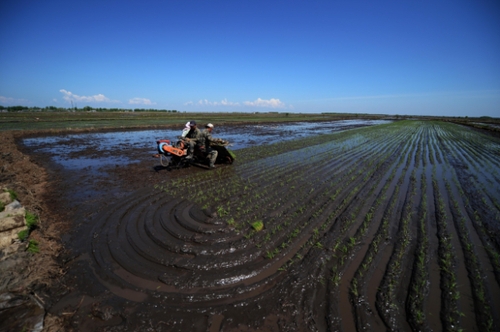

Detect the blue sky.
[{"left": 1, "top": 0, "right": 499, "bottom": 116}]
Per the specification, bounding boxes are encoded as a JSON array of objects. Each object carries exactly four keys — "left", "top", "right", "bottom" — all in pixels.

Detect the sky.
[{"left": 0, "top": 0, "right": 499, "bottom": 117}]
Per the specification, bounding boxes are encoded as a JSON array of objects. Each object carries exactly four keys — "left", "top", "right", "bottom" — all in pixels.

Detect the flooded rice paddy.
[
  {"left": 20, "top": 120, "right": 500, "bottom": 331},
  {"left": 22, "top": 120, "right": 387, "bottom": 171}
]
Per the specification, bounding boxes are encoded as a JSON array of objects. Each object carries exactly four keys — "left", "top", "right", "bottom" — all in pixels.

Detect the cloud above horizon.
[
  {"left": 59, "top": 89, "right": 118, "bottom": 103},
  {"left": 0, "top": 96, "right": 28, "bottom": 104},
  {"left": 243, "top": 98, "right": 285, "bottom": 108},
  {"left": 187, "top": 98, "right": 240, "bottom": 107},
  {"left": 129, "top": 97, "right": 155, "bottom": 105},
  {"left": 185, "top": 98, "right": 288, "bottom": 109}
]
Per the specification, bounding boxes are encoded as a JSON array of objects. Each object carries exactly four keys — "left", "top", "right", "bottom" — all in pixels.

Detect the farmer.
[
  {"left": 182, "top": 120, "right": 200, "bottom": 160},
  {"left": 196, "top": 123, "right": 223, "bottom": 169}
]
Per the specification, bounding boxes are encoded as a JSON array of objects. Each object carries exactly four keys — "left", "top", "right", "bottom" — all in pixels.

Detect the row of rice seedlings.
[
  {"left": 254, "top": 141, "right": 371, "bottom": 224},
  {"left": 236, "top": 125, "right": 372, "bottom": 164},
  {"left": 234, "top": 145, "right": 367, "bottom": 252},
  {"left": 247, "top": 122, "right": 414, "bottom": 252},
  {"left": 430, "top": 123, "right": 444, "bottom": 163},
  {"left": 432, "top": 171, "right": 464, "bottom": 331},
  {"left": 426, "top": 125, "right": 438, "bottom": 165},
  {"left": 444, "top": 123, "right": 500, "bottom": 188},
  {"left": 413, "top": 125, "right": 425, "bottom": 167},
  {"left": 348, "top": 180, "right": 400, "bottom": 329},
  {"left": 327, "top": 197, "right": 384, "bottom": 276},
  {"left": 433, "top": 124, "right": 499, "bottom": 213},
  {"left": 440, "top": 137, "right": 500, "bottom": 282},
  {"left": 375, "top": 167, "right": 417, "bottom": 330},
  {"left": 252, "top": 178, "right": 335, "bottom": 247},
  {"left": 315, "top": 134, "right": 403, "bottom": 249},
  {"left": 444, "top": 121, "right": 500, "bottom": 170},
  {"left": 421, "top": 125, "right": 432, "bottom": 167},
  {"left": 406, "top": 171, "right": 430, "bottom": 330},
  {"left": 261, "top": 128, "right": 410, "bottom": 261},
  {"left": 350, "top": 128, "right": 421, "bottom": 296},
  {"left": 446, "top": 180, "right": 495, "bottom": 331},
  {"left": 438, "top": 121, "right": 500, "bottom": 327},
  {"left": 261, "top": 148, "right": 385, "bottom": 260},
  {"left": 448, "top": 137, "right": 490, "bottom": 181},
  {"left": 188, "top": 135, "right": 368, "bottom": 226},
  {"left": 450, "top": 185, "right": 500, "bottom": 286},
  {"left": 328, "top": 126, "right": 417, "bottom": 285},
  {"left": 323, "top": 124, "right": 420, "bottom": 331},
  {"left": 324, "top": 120, "right": 492, "bottom": 330},
  {"left": 448, "top": 171, "right": 499, "bottom": 220},
  {"left": 454, "top": 147, "right": 500, "bottom": 214}
]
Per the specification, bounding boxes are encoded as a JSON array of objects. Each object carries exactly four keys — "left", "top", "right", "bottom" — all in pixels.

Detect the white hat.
[{"left": 206, "top": 123, "right": 214, "bottom": 128}]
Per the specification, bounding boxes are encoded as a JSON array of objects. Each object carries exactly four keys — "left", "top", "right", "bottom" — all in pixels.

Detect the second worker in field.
[{"left": 196, "top": 123, "right": 224, "bottom": 169}]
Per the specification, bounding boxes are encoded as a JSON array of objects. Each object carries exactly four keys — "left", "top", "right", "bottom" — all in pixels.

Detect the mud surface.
[{"left": 11, "top": 120, "right": 500, "bottom": 331}]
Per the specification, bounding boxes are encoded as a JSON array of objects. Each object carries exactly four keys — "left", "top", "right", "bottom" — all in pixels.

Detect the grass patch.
[
  {"left": 27, "top": 240, "right": 40, "bottom": 254},
  {"left": 0, "top": 201, "right": 4, "bottom": 212},
  {"left": 18, "top": 229, "right": 29, "bottom": 241},
  {"left": 5, "top": 188, "right": 17, "bottom": 201},
  {"left": 16, "top": 211, "right": 39, "bottom": 242},
  {"left": 251, "top": 220, "right": 264, "bottom": 232},
  {"left": 25, "top": 211, "right": 38, "bottom": 230}
]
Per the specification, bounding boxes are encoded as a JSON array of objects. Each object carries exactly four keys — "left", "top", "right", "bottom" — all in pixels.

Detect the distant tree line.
[{"left": 0, "top": 105, "right": 178, "bottom": 113}]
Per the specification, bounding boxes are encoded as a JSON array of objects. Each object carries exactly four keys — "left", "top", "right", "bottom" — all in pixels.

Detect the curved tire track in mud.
[
  {"left": 88, "top": 121, "right": 500, "bottom": 331},
  {"left": 91, "top": 189, "right": 288, "bottom": 305}
]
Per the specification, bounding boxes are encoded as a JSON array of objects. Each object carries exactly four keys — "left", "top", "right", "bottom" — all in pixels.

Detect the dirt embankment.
[{"left": 0, "top": 131, "right": 66, "bottom": 331}]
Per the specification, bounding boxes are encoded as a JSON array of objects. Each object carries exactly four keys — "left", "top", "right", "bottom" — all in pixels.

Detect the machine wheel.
[{"left": 159, "top": 154, "right": 170, "bottom": 167}]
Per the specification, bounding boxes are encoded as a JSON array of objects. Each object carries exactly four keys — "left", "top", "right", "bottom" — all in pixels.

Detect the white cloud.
[
  {"left": 59, "top": 89, "right": 118, "bottom": 103},
  {"left": 196, "top": 98, "right": 240, "bottom": 106},
  {"left": 129, "top": 97, "right": 155, "bottom": 105},
  {"left": 243, "top": 98, "right": 285, "bottom": 108},
  {"left": 0, "top": 96, "right": 27, "bottom": 104},
  {"left": 185, "top": 97, "right": 290, "bottom": 109},
  {"left": 220, "top": 98, "right": 239, "bottom": 106},
  {"left": 0, "top": 96, "right": 15, "bottom": 103}
]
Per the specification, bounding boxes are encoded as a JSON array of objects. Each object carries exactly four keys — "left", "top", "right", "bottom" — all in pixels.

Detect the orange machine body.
[{"left": 162, "top": 144, "right": 186, "bottom": 157}]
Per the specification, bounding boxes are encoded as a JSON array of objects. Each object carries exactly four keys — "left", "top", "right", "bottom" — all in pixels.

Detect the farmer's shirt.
[
  {"left": 196, "top": 129, "right": 218, "bottom": 151},
  {"left": 186, "top": 127, "right": 200, "bottom": 140}
]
